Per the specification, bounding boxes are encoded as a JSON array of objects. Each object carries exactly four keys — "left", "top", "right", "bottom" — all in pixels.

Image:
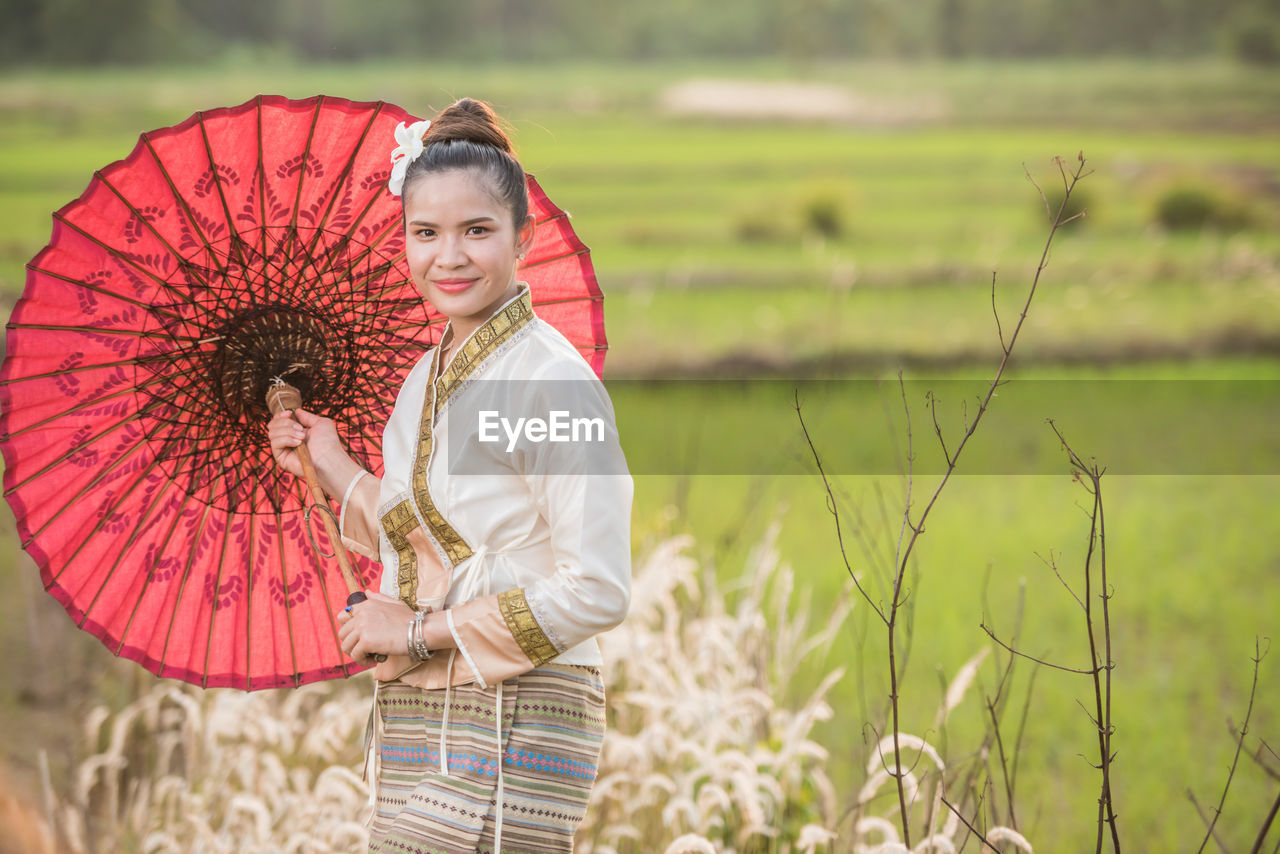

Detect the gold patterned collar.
[{"left": 432, "top": 283, "right": 535, "bottom": 408}]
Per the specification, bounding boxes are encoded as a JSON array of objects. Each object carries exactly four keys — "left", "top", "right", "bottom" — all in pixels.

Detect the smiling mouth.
[{"left": 432, "top": 279, "right": 477, "bottom": 293}]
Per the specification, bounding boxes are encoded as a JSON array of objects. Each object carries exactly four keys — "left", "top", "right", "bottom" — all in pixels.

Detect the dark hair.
[{"left": 400, "top": 98, "right": 529, "bottom": 226}]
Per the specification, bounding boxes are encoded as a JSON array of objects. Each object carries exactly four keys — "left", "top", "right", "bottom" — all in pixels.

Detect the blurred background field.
[{"left": 2, "top": 2, "right": 1279, "bottom": 849}]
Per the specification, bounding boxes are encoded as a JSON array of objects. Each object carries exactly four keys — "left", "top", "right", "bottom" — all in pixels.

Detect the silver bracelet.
[{"left": 408, "top": 609, "right": 432, "bottom": 662}]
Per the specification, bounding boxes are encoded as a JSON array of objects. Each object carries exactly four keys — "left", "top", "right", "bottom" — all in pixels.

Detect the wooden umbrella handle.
[{"left": 265, "top": 383, "right": 371, "bottom": 612}]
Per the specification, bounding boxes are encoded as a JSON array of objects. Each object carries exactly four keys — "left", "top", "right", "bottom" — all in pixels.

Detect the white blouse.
[{"left": 340, "top": 285, "right": 632, "bottom": 688}]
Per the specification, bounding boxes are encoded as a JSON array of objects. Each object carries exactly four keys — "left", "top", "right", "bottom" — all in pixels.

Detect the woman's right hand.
[{"left": 267, "top": 408, "right": 352, "bottom": 489}]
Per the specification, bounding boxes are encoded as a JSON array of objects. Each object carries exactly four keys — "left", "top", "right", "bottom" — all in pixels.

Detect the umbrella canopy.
[{"left": 1, "top": 95, "right": 606, "bottom": 690}]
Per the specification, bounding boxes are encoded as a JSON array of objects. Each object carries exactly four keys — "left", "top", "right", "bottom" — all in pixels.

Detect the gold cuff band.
[{"left": 498, "top": 588, "right": 558, "bottom": 666}]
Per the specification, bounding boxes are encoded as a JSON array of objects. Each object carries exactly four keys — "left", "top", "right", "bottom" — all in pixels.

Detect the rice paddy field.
[{"left": 0, "top": 59, "right": 1277, "bottom": 850}]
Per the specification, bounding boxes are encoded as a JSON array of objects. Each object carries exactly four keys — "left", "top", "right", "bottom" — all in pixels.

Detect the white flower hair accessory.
[{"left": 387, "top": 119, "right": 431, "bottom": 196}]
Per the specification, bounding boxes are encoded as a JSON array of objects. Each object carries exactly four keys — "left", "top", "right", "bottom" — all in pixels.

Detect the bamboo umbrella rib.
[
  {"left": 90, "top": 180, "right": 247, "bottom": 330},
  {"left": 330, "top": 322, "right": 437, "bottom": 347},
  {"left": 157, "top": 496, "right": 217, "bottom": 674},
  {"left": 357, "top": 298, "right": 437, "bottom": 324},
  {"left": 0, "top": 334, "right": 230, "bottom": 444},
  {"left": 199, "top": 502, "right": 240, "bottom": 688},
  {"left": 71, "top": 463, "right": 196, "bottom": 631},
  {"left": 243, "top": 503, "right": 259, "bottom": 691},
  {"left": 363, "top": 387, "right": 399, "bottom": 412},
  {"left": 45, "top": 440, "right": 189, "bottom": 596},
  {"left": 291, "top": 99, "right": 324, "bottom": 231},
  {"left": 254, "top": 230, "right": 299, "bottom": 304},
  {"left": 317, "top": 216, "right": 405, "bottom": 280},
  {"left": 530, "top": 293, "right": 606, "bottom": 310},
  {"left": 69, "top": 477, "right": 188, "bottom": 644},
  {"left": 92, "top": 168, "right": 223, "bottom": 310},
  {"left": 352, "top": 356, "right": 431, "bottom": 372},
  {"left": 3, "top": 374, "right": 156, "bottom": 443},
  {"left": 194, "top": 109, "right": 250, "bottom": 274},
  {"left": 6, "top": 394, "right": 171, "bottom": 500},
  {"left": 6, "top": 322, "right": 198, "bottom": 341},
  {"left": 300, "top": 486, "right": 357, "bottom": 681},
  {"left": 275, "top": 99, "right": 325, "bottom": 302},
  {"left": 301, "top": 113, "right": 408, "bottom": 282},
  {"left": 532, "top": 209, "right": 574, "bottom": 228},
  {"left": 521, "top": 247, "right": 591, "bottom": 272},
  {"left": 272, "top": 501, "right": 302, "bottom": 687},
  {"left": 0, "top": 355, "right": 146, "bottom": 386},
  {"left": 364, "top": 331, "right": 441, "bottom": 352},
  {"left": 22, "top": 264, "right": 187, "bottom": 324},
  {"left": 293, "top": 98, "right": 386, "bottom": 283},
  {"left": 254, "top": 97, "right": 270, "bottom": 285},
  {"left": 109, "top": 477, "right": 210, "bottom": 656},
  {"left": 48, "top": 212, "right": 206, "bottom": 309},
  {"left": 304, "top": 96, "right": 374, "bottom": 232},
  {"left": 140, "top": 132, "right": 238, "bottom": 312}
]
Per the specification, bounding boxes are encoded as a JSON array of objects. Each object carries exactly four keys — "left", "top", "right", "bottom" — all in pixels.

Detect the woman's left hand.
[{"left": 337, "top": 591, "right": 416, "bottom": 663}]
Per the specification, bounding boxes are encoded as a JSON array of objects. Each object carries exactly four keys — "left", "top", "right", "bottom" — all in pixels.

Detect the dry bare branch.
[
  {"left": 1195, "top": 637, "right": 1271, "bottom": 854},
  {"left": 798, "top": 153, "right": 1092, "bottom": 848}
]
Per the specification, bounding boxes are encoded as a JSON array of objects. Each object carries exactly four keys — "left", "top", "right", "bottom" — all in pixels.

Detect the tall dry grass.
[
  {"left": 53, "top": 680, "right": 372, "bottom": 853},
  {"left": 582, "top": 529, "right": 849, "bottom": 853},
  {"left": 48, "top": 531, "right": 1026, "bottom": 853}
]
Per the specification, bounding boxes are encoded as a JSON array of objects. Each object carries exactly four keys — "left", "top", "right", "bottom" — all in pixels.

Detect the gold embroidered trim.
[
  {"left": 433, "top": 286, "right": 535, "bottom": 408},
  {"left": 408, "top": 286, "right": 535, "bottom": 568},
  {"left": 380, "top": 499, "right": 422, "bottom": 609},
  {"left": 498, "top": 588, "right": 559, "bottom": 667}
]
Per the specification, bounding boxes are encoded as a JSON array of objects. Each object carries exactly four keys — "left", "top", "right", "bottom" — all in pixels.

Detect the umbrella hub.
[{"left": 217, "top": 307, "right": 345, "bottom": 420}]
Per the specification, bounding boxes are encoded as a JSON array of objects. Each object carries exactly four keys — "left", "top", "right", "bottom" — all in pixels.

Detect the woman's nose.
[{"left": 435, "top": 235, "right": 467, "bottom": 267}]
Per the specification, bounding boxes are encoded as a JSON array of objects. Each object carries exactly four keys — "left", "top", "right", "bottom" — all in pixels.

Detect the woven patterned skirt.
[{"left": 369, "top": 663, "right": 606, "bottom": 854}]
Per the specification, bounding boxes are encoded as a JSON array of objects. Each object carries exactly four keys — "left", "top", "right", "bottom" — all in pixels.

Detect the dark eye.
[{"left": 467, "top": 225, "right": 489, "bottom": 236}]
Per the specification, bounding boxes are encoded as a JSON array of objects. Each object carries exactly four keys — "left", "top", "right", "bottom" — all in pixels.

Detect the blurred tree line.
[{"left": 1, "top": 0, "right": 1278, "bottom": 66}]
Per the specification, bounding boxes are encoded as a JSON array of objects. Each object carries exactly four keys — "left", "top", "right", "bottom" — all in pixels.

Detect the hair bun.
[{"left": 423, "top": 98, "right": 513, "bottom": 153}]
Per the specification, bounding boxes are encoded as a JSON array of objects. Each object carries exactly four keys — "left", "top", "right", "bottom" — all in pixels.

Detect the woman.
[{"left": 268, "top": 98, "right": 632, "bottom": 853}]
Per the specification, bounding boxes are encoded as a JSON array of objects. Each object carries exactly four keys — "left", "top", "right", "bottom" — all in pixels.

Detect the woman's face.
[{"left": 403, "top": 169, "right": 534, "bottom": 338}]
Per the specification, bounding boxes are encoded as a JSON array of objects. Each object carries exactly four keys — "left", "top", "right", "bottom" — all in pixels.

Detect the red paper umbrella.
[{"left": 0, "top": 95, "right": 606, "bottom": 690}]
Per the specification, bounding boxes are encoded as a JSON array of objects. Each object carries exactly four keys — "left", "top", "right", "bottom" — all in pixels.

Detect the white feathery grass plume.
[
  {"left": 934, "top": 647, "right": 990, "bottom": 731},
  {"left": 59, "top": 803, "right": 88, "bottom": 854},
  {"left": 664, "top": 833, "right": 719, "bottom": 853},
  {"left": 142, "top": 830, "right": 180, "bottom": 854},
  {"left": 858, "top": 768, "right": 921, "bottom": 808},
  {"left": 855, "top": 815, "right": 900, "bottom": 842},
  {"left": 80, "top": 705, "right": 110, "bottom": 753},
  {"left": 985, "top": 826, "right": 1034, "bottom": 852},
  {"left": 695, "top": 782, "right": 734, "bottom": 819},
  {"left": 51, "top": 533, "right": 847, "bottom": 854},
  {"left": 662, "top": 794, "right": 700, "bottom": 829},
  {"left": 50, "top": 678, "right": 375, "bottom": 852},
  {"left": 607, "top": 823, "right": 644, "bottom": 842},
  {"left": 583, "top": 533, "right": 843, "bottom": 851},
  {"left": 913, "top": 835, "right": 958, "bottom": 853},
  {"left": 810, "top": 769, "right": 840, "bottom": 828},
  {"left": 639, "top": 772, "right": 678, "bottom": 800},
  {"left": 794, "top": 583, "right": 854, "bottom": 674},
  {"left": 73, "top": 753, "right": 125, "bottom": 808},
  {"left": 867, "top": 732, "right": 946, "bottom": 776},
  {"left": 796, "top": 823, "right": 838, "bottom": 852},
  {"left": 224, "top": 793, "right": 271, "bottom": 840},
  {"left": 729, "top": 775, "right": 769, "bottom": 836}
]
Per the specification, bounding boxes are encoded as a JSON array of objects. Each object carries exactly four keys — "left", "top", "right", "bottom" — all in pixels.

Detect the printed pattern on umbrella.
[{"left": 0, "top": 95, "right": 606, "bottom": 689}]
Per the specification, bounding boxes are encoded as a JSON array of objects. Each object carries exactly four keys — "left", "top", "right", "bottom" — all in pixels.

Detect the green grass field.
[
  {"left": 1, "top": 59, "right": 1277, "bottom": 851},
  {"left": 636, "top": 471, "right": 1279, "bottom": 848}
]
